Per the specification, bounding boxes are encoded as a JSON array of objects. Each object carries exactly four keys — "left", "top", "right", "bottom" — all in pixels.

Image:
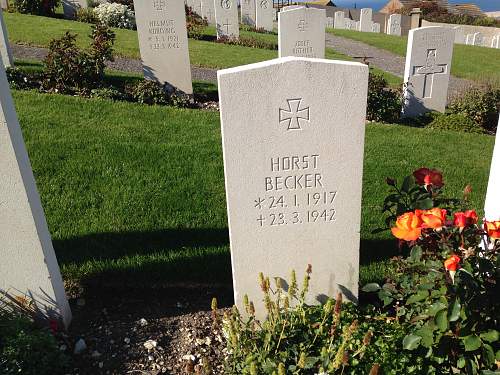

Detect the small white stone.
[
  {"left": 98, "top": 362, "right": 104, "bottom": 369},
  {"left": 182, "top": 354, "right": 196, "bottom": 361},
  {"left": 124, "top": 337, "right": 131, "bottom": 344},
  {"left": 143, "top": 340, "right": 157, "bottom": 350},
  {"left": 138, "top": 318, "right": 148, "bottom": 326},
  {"left": 73, "top": 338, "right": 87, "bottom": 355}
]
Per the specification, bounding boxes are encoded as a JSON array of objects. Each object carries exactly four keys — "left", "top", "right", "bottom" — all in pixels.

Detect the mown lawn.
[
  {"left": 328, "top": 29, "right": 500, "bottom": 86},
  {"left": 13, "top": 90, "right": 493, "bottom": 293}
]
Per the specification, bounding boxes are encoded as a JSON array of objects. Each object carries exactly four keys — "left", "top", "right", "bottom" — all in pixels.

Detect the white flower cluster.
[{"left": 94, "top": 3, "right": 136, "bottom": 29}]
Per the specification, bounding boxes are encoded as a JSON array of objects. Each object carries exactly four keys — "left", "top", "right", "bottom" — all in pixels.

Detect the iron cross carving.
[
  {"left": 279, "top": 98, "right": 310, "bottom": 130},
  {"left": 412, "top": 49, "right": 448, "bottom": 98}
]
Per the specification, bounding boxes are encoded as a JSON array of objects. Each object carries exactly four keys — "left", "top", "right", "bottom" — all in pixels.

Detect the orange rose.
[
  {"left": 444, "top": 255, "right": 461, "bottom": 271},
  {"left": 420, "top": 208, "right": 447, "bottom": 229},
  {"left": 391, "top": 211, "right": 423, "bottom": 241},
  {"left": 413, "top": 168, "right": 444, "bottom": 189},
  {"left": 453, "top": 210, "right": 478, "bottom": 228},
  {"left": 485, "top": 221, "right": 500, "bottom": 239}
]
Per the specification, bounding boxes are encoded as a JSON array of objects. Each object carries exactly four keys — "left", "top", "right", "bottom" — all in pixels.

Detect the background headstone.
[
  {"left": 133, "top": 0, "right": 193, "bottom": 94},
  {"left": 355, "top": 20, "right": 360, "bottom": 31},
  {"left": 453, "top": 26, "right": 465, "bottom": 44},
  {"left": 62, "top": 0, "right": 87, "bottom": 19},
  {"left": 484, "top": 117, "right": 500, "bottom": 221},
  {"left": 466, "top": 33, "right": 473, "bottom": 45},
  {"left": 255, "top": 0, "right": 273, "bottom": 32},
  {"left": 387, "top": 13, "right": 401, "bottom": 36},
  {"left": 344, "top": 19, "right": 355, "bottom": 30},
  {"left": 240, "top": 0, "right": 256, "bottom": 27},
  {"left": 326, "top": 16, "right": 334, "bottom": 29},
  {"left": 0, "top": 0, "right": 8, "bottom": 10},
  {"left": 371, "top": 22, "right": 380, "bottom": 33},
  {"left": 492, "top": 35, "right": 500, "bottom": 49},
  {"left": 402, "top": 26, "right": 454, "bottom": 117},
  {"left": 215, "top": 0, "right": 239, "bottom": 39},
  {"left": 0, "top": 60, "right": 71, "bottom": 328},
  {"left": 0, "top": 7, "right": 13, "bottom": 68},
  {"left": 359, "top": 8, "right": 372, "bottom": 32},
  {"left": 278, "top": 7, "right": 325, "bottom": 59},
  {"left": 472, "top": 32, "right": 484, "bottom": 46},
  {"left": 191, "top": 0, "right": 202, "bottom": 16},
  {"left": 334, "top": 11, "right": 345, "bottom": 29},
  {"left": 201, "top": 0, "right": 215, "bottom": 24},
  {"left": 218, "top": 56, "right": 368, "bottom": 317}
]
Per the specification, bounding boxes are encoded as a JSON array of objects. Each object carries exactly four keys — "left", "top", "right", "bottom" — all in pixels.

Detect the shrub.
[
  {"left": 76, "top": 7, "right": 99, "bottom": 24},
  {"left": 90, "top": 86, "right": 126, "bottom": 100},
  {"left": 366, "top": 169, "right": 500, "bottom": 374},
  {"left": 43, "top": 25, "right": 115, "bottom": 95},
  {"left": 12, "top": 0, "right": 58, "bottom": 16},
  {"left": 94, "top": 2, "right": 136, "bottom": 29},
  {"left": 426, "top": 113, "right": 483, "bottom": 133},
  {"left": 127, "top": 79, "right": 190, "bottom": 107},
  {"left": 0, "top": 310, "right": 68, "bottom": 375},
  {"left": 366, "top": 73, "right": 402, "bottom": 123},
  {"left": 186, "top": 5, "right": 208, "bottom": 40},
  {"left": 448, "top": 88, "right": 500, "bottom": 132},
  {"left": 217, "top": 35, "right": 277, "bottom": 50},
  {"left": 6, "top": 67, "right": 43, "bottom": 90}
]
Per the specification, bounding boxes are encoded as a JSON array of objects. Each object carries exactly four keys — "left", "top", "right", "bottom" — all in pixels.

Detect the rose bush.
[{"left": 365, "top": 168, "right": 499, "bottom": 374}]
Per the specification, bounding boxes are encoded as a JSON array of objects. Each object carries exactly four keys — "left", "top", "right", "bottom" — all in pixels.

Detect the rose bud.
[{"left": 413, "top": 168, "right": 444, "bottom": 189}]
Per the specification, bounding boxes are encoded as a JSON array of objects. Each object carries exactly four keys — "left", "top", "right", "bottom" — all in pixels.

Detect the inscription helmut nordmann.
[
  {"left": 279, "top": 98, "right": 310, "bottom": 130},
  {"left": 254, "top": 154, "right": 337, "bottom": 227}
]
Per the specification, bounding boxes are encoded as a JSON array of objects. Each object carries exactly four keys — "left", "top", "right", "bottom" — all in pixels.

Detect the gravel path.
[
  {"left": 11, "top": 44, "right": 218, "bottom": 83},
  {"left": 325, "top": 33, "right": 477, "bottom": 103}
]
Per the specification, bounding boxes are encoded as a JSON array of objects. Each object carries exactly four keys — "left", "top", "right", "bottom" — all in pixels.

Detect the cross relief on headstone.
[
  {"left": 279, "top": 98, "right": 310, "bottom": 130},
  {"left": 412, "top": 49, "right": 447, "bottom": 98},
  {"left": 298, "top": 19, "right": 307, "bottom": 32},
  {"left": 223, "top": 19, "right": 231, "bottom": 33}
]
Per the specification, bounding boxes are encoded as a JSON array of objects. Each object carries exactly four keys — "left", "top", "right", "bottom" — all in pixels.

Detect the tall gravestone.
[
  {"left": 453, "top": 27, "right": 465, "bottom": 44},
  {"left": 484, "top": 117, "right": 500, "bottom": 221},
  {"left": 472, "top": 32, "right": 484, "bottom": 46},
  {"left": 492, "top": 35, "right": 500, "bottom": 49},
  {"left": 218, "top": 56, "right": 368, "bottom": 317},
  {"left": 0, "top": 59, "right": 71, "bottom": 327},
  {"left": 133, "top": 0, "right": 193, "bottom": 94},
  {"left": 359, "top": 8, "right": 372, "bottom": 32},
  {"left": 372, "top": 22, "right": 380, "bottom": 33},
  {"left": 355, "top": 20, "right": 360, "bottom": 31},
  {"left": 0, "top": 7, "right": 13, "bottom": 68},
  {"left": 201, "top": 0, "right": 215, "bottom": 24},
  {"left": 215, "top": 0, "right": 239, "bottom": 39},
  {"left": 62, "top": 0, "right": 87, "bottom": 19},
  {"left": 278, "top": 7, "right": 325, "bottom": 59},
  {"left": 241, "top": 0, "right": 256, "bottom": 26},
  {"left": 465, "top": 33, "right": 473, "bottom": 45},
  {"left": 326, "top": 16, "right": 334, "bottom": 29},
  {"left": 402, "top": 26, "right": 454, "bottom": 117},
  {"left": 334, "top": 11, "right": 345, "bottom": 29},
  {"left": 255, "top": 0, "right": 273, "bottom": 32},
  {"left": 387, "top": 13, "right": 401, "bottom": 36}
]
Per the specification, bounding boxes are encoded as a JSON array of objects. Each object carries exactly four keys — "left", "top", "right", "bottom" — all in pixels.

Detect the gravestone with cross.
[
  {"left": 201, "top": 0, "right": 215, "bottom": 24},
  {"left": 472, "top": 32, "right": 484, "bottom": 46},
  {"left": 241, "top": 0, "right": 256, "bottom": 26},
  {"left": 62, "top": 0, "right": 87, "bottom": 19},
  {"left": 484, "top": 117, "right": 500, "bottom": 222},
  {"left": 359, "top": 8, "right": 372, "bottom": 32},
  {"left": 133, "top": 0, "right": 192, "bottom": 94},
  {"left": 0, "top": 58, "right": 72, "bottom": 327},
  {"left": 402, "top": 26, "right": 454, "bottom": 117},
  {"left": 278, "top": 6, "right": 325, "bottom": 58},
  {"left": 218, "top": 56, "right": 368, "bottom": 318},
  {"left": 191, "top": 0, "right": 202, "bottom": 16},
  {"left": 215, "top": 0, "right": 239, "bottom": 39},
  {"left": 387, "top": 13, "right": 401, "bottom": 36},
  {"left": 334, "top": 11, "right": 345, "bottom": 29},
  {"left": 371, "top": 22, "right": 380, "bottom": 33},
  {"left": 256, "top": 0, "right": 273, "bottom": 31},
  {"left": 0, "top": 7, "right": 13, "bottom": 68}
]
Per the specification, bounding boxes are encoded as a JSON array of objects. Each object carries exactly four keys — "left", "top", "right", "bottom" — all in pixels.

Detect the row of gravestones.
[
  {"left": 462, "top": 31, "right": 500, "bottom": 49},
  {"left": 333, "top": 8, "right": 397, "bottom": 35}
]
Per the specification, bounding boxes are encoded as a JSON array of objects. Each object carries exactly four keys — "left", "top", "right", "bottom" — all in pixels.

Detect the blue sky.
[{"left": 332, "top": 0, "right": 499, "bottom": 12}]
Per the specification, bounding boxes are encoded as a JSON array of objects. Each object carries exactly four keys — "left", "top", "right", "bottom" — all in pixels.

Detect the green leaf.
[
  {"left": 409, "top": 246, "right": 422, "bottom": 263},
  {"left": 463, "top": 335, "right": 482, "bottom": 352},
  {"left": 401, "top": 175, "right": 415, "bottom": 193},
  {"left": 448, "top": 298, "right": 461, "bottom": 322},
  {"left": 480, "top": 330, "right": 499, "bottom": 343},
  {"left": 415, "top": 198, "right": 434, "bottom": 210},
  {"left": 435, "top": 309, "right": 448, "bottom": 332},
  {"left": 416, "top": 325, "right": 434, "bottom": 348},
  {"left": 403, "top": 334, "right": 422, "bottom": 350},
  {"left": 428, "top": 302, "right": 446, "bottom": 317},
  {"left": 483, "top": 344, "right": 495, "bottom": 366},
  {"left": 362, "top": 283, "right": 381, "bottom": 293},
  {"left": 406, "top": 290, "right": 429, "bottom": 305}
]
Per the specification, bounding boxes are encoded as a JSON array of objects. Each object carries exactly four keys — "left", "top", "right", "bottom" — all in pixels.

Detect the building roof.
[
  {"left": 380, "top": 0, "right": 450, "bottom": 14},
  {"left": 304, "top": 0, "right": 336, "bottom": 6}
]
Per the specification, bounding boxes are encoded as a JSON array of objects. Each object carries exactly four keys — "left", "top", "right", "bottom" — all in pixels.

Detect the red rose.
[
  {"left": 444, "top": 255, "right": 461, "bottom": 271},
  {"left": 453, "top": 210, "right": 478, "bottom": 228},
  {"left": 413, "top": 168, "right": 444, "bottom": 189}
]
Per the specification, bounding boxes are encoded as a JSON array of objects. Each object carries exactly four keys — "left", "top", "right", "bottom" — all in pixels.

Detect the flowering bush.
[
  {"left": 13, "top": 0, "right": 58, "bottom": 16},
  {"left": 365, "top": 168, "right": 499, "bottom": 374},
  {"left": 94, "top": 2, "right": 136, "bottom": 30}
]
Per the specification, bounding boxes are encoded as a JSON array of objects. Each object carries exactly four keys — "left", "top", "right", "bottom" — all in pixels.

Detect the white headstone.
[
  {"left": 278, "top": 7, "right": 326, "bottom": 59},
  {"left": 133, "top": 0, "right": 193, "bottom": 94},
  {"left": 465, "top": 33, "right": 473, "bottom": 45},
  {"left": 186, "top": 0, "right": 194, "bottom": 9},
  {"left": 0, "top": 59, "right": 71, "bottom": 327},
  {"left": 62, "top": 0, "right": 87, "bottom": 19},
  {"left": 371, "top": 22, "right": 380, "bottom": 33},
  {"left": 241, "top": 0, "right": 256, "bottom": 27},
  {"left": 334, "top": 11, "right": 345, "bottom": 29},
  {"left": 344, "top": 18, "right": 355, "bottom": 30},
  {"left": 192, "top": 0, "right": 202, "bottom": 16},
  {"left": 218, "top": 56, "right": 368, "bottom": 317},
  {"left": 0, "top": 7, "right": 13, "bottom": 68},
  {"left": 484, "top": 117, "right": 500, "bottom": 221},
  {"left": 359, "top": 8, "right": 372, "bottom": 32},
  {"left": 273, "top": 8, "right": 277, "bottom": 21},
  {"left": 492, "top": 35, "right": 500, "bottom": 49},
  {"left": 0, "top": 0, "right": 8, "bottom": 10},
  {"left": 326, "top": 16, "right": 334, "bottom": 29},
  {"left": 255, "top": 0, "right": 273, "bottom": 32},
  {"left": 215, "top": 0, "right": 239, "bottom": 39},
  {"left": 355, "top": 20, "right": 360, "bottom": 31},
  {"left": 472, "top": 32, "right": 484, "bottom": 46},
  {"left": 387, "top": 13, "right": 401, "bottom": 36},
  {"left": 402, "top": 26, "right": 454, "bottom": 117},
  {"left": 201, "top": 0, "right": 215, "bottom": 24},
  {"left": 453, "top": 26, "right": 465, "bottom": 44}
]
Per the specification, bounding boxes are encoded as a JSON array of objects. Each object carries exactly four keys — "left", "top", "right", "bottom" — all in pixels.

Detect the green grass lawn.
[
  {"left": 13, "top": 89, "right": 493, "bottom": 295},
  {"left": 329, "top": 29, "right": 500, "bottom": 86}
]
